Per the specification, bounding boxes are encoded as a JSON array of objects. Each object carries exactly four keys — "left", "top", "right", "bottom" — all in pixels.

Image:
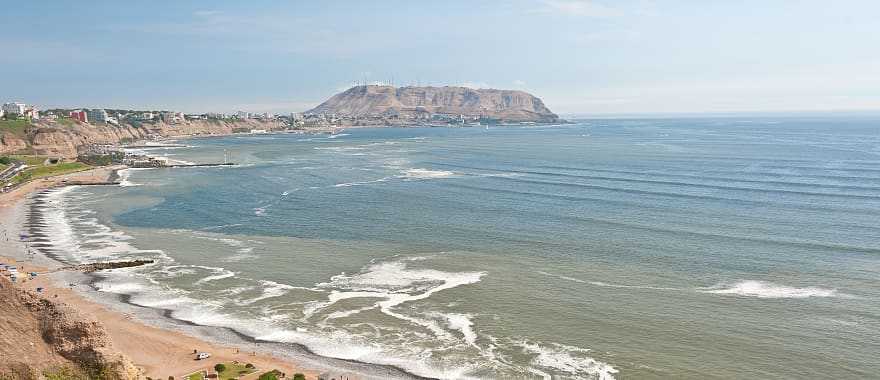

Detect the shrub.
[
  {"left": 258, "top": 370, "right": 282, "bottom": 380},
  {"left": 214, "top": 363, "right": 226, "bottom": 373},
  {"left": 293, "top": 374, "right": 306, "bottom": 380},
  {"left": 245, "top": 363, "right": 255, "bottom": 369}
]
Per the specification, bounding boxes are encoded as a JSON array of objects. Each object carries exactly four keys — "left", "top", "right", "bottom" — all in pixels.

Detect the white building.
[
  {"left": 236, "top": 111, "right": 251, "bottom": 119},
  {"left": 86, "top": 109, "right": 109, "bottom": 123},
  {"left": 2, "top": 102, "right": 27, "bottom": 115},
  {"left": 139, "top": 112, "right": 154, "bottom": 120}
]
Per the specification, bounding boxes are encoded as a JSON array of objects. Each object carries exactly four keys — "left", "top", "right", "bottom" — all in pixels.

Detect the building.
[
  {"left": 236, "top": 111, "right": 251, "bottom": 119},
  {"left": 137, "top": 112, "right": 154, "bottom": 120},
  {"left": 0, "top": 109, "right": 4, "bottom": 118},
  {"left": 23, "top": 106, "right": 38, "bottom": 119},
  {"left": 69, "top": 110, "right": 88, "bottom": 123},
  {"left": 2, "top": 102, "right": 27, "bottom": 115},
  {"left": 161, "top": 111, "right": 184, "bottom": 124},
  {"left": 86, "top": 109, "right": 109, "bottom": 124}
]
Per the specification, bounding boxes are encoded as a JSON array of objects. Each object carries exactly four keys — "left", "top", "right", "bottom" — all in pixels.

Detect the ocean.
[{"left": 32, "top": 118, "right": 880, "bottom": 379}]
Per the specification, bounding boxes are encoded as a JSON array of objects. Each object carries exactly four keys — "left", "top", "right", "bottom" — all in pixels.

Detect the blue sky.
[{"left": 2, "top": 1, "right": 878, "bottom": 115}]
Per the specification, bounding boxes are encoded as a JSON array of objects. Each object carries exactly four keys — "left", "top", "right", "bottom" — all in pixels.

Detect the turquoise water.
[{"left": 42, "top": 118, "right": 880, "bottom": 379}]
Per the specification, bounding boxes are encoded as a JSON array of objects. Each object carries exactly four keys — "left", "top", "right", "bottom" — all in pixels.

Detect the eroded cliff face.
[
  {"left": 307, "top": 85, "right": 559, "bottom": 122},
  {"left": 1, "top": 119, "right": 285, "bottom": 158},
  {"left": 0, "top": 277, "right": 139, "bottom": 379},
  {"left": 0, "top": 134, "right": 28, "bottom": 155}
]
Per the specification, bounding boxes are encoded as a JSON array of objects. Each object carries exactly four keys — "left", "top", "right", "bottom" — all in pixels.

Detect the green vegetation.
[
  {"left": 57, "top": 118, "right": 77, "bottom": 127},
  {"left": 9, "top": 161, "right": 90, "bottom": 185},
  {"left": 185, "top": 362, "right": 256, "bottom": 380},
  {"left": 0, "top": 118, "right": 31, "bottom": 138},
  {"left": 258, "top": 370, "right": 283, "bottom": 380},
  {"left": 293, "top": 374, "right": 306, "bottom": 380},
  {"left": 42, "top": 366, "right": 90, "bottom": 380},
  {"left": 10, "top": 155, "right": 48, "bottom": 166},
  {"left": 79, "top": 151, "right": 125, "bottom": 166}
]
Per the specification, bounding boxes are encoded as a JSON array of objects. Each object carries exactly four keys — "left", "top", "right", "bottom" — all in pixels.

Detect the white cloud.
[{"left": 537, "top": 0, "right": 621, "bottom": 18}]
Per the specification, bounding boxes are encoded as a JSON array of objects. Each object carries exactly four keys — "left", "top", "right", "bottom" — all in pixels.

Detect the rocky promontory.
[{"left": 307, "top": 85, "right": 559, "bottom": 123}]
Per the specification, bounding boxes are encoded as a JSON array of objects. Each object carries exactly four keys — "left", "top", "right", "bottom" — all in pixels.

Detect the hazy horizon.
[{"left": 2, "top": 1, "right": 878, "bottom": 115}]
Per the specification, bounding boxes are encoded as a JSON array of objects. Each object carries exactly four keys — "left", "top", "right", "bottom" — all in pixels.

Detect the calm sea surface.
[{"left": 42, "top": 118, "right": 880, "bottom": 379}]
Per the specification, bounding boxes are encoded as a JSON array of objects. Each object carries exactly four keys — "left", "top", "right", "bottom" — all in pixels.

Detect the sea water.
[{"left": 32, "top": 117, "right": 880, "bottom": 379}]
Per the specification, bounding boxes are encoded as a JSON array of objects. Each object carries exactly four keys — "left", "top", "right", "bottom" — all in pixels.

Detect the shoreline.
[
  {"left": 0, "top": 167, "right": 321, "bottom": 379},
  {"left": 0, "top": 165, "right": 431, "bottom": 380}
]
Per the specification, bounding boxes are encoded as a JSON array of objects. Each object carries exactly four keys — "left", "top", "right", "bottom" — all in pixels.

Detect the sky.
[{"left": 1, "top": 0, "right": 879, "bottom": 116}]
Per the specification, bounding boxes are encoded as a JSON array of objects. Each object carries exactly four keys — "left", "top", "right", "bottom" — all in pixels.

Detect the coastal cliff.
[
  {"left": 0, "top": 277, "right": 139, "bottom": 379},
  {"left": 307, "top": 85, "right": 559, "bottom": 123},
  {"left": 0, "top": 119, "right": 285, "bottom": 158}
]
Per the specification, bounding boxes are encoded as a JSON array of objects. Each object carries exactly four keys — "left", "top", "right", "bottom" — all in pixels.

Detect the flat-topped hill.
[{"left": 307, "top": 85, "right": 559, "bottom": 123}]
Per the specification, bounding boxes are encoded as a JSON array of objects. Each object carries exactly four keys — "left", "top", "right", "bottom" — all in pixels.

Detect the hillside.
[
  {"left": 307, "top": 85, "right": 559, "bottom": 123},
  {"left": 0, "top": 277, "right": 138, "bottom": 379},
  {"left": 0, "top": 118, "right": 285, "bottom": 158}
]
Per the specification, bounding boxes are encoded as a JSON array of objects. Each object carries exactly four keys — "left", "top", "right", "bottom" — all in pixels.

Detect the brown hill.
[
  {"left": 307, "top": 85, "right": 559, "bottom": 123},
  {"left": 0, "top": 277, "right": 138, "bottom": 379}
]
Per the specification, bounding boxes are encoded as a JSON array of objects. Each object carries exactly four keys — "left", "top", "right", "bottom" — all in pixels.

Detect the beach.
[{"left": 0, "top": 166, "right": 318, "bottom": 379}]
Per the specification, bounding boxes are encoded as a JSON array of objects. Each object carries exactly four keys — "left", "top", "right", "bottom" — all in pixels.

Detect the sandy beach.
[{"left": 0, "top": 166, "right": 319, "bottom": 379}]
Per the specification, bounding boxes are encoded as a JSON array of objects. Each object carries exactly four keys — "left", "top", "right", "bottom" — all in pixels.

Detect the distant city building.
[
  {"left": 24, "top": 106, "right": 38, "bottom": 119},
  {"left": 138, "top": 112, "right": 154, "bottom": 120},
  {"left": 236, "top": 111, "right": 251, "bottom": 119},
  {"left": 2, "top": 102, "right": 27, "bottom": 115},
  {"left": 0, "top": 109, "right": 4, "bottom": 118},
  {"left": 87, "top": 109, "right": 109, "bottom": 123},
  {"left": 161, "top": 111, "right": 184, "bottom": 124},
  {"left": 69, "top": 110, "right": 88, "bottom": 123}
]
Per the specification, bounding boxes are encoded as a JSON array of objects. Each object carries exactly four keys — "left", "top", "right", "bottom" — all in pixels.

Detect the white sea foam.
[
  {"left": 519, "top": 341, "right": 618, "bottom": 380},
  {"left": 538, "top": 271, "right": 681, "bottom": 291},
  {"left": 701, "top": 280, "right": 846, "bottom": 299},
  {"left": 239, "top": 280, "right": 300, "bottom": 305},
  {"left": 308, "top": 260, "right": 485, "bottom": 342},
  {"left": 333, "top": 176, "right": 392, "bottom": 187},
  {"left": 193, "top": 266, "right": 236, "bottom": 284},
  {"left": 401, "top": 168, "right": 456, "bottom": 180},
  {"left": 445, "top": 313, "right": 478, "bottom": 347},
  {"left": 38, "top": 187, "right": 168, "bottom": 263}
]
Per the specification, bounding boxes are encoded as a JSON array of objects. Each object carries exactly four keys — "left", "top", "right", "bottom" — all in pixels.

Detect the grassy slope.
[
  {"left": 185, "top": 362, "right": 257, "bottom": 380},
  {"left": 0, "top": 119, "right": 30, "bottom": 138},
  {"left": 9, "top": 161, "right": 91, "bottom": 185}
]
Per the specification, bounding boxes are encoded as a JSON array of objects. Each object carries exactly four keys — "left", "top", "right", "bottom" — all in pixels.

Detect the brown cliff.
[
  {"left": 307, "top": 85, "right": 559, "bottom": 123},
  {"left": 0, "top": 277, "right": 139, "bottom": 379},
  {"left": 1, "top": 119, "right": 285, "bottom": 159}
]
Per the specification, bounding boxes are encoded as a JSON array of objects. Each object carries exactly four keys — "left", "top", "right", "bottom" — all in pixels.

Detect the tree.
[
  {"left": 214, "top": 363, "right": 226, "bottom": 373},
  {"left": 258, "top": 370, "right": 281, "bottom": 380},
  {"left": 293, "top": 374, "right": 306, "bottom": 380},
  {"left": 245, "top": 363, "right": 255, "bottom": 369}
]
